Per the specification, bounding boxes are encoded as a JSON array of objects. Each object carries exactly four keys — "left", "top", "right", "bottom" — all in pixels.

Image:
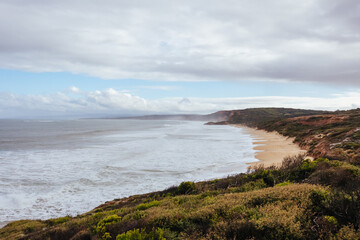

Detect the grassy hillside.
[
  {"left": 2, "top": 108, "right": 360, "bottom": 239},
  {"left": 2, "top": 155, "right": 360, "bottom": 239},
  {"left": 227, "top": 108, "right": 329, "bottom": 126}
]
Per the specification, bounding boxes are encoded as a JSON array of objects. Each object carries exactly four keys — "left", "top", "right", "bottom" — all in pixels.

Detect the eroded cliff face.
[{"left": 276, "top": 115, "right": 350, "bottom": 156}]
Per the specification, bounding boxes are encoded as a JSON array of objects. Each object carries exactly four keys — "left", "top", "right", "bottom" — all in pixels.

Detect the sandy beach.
[{"left": 233, "top": 124, "right": 307, "bottom": 168}]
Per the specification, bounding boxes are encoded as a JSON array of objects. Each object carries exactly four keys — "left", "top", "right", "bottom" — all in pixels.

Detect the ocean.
[{"left": 0, "top": 119, "right": 257, "bottom": 227}]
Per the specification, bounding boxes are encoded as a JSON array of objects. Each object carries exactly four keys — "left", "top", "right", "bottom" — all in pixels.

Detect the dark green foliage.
[
  {"left": 321, "top": 191, "right": 360, "bottom": 229},
  {"left": 176, "top": 181, "right": 196, "bottom": 195},
  {"left": 310, "top": 189, "right": 360, "bottom": 238},
  {"left": 301, "top": 158, "right": 329, "bottom": 171},
  {"left": 46, "top": 216, "right": 72, "bottom": 226},
  {"left": 250, "top": 168, "right": 277, "bottom": 186},
  {"left": 96, "top": 214, "right": 122, "bottom": 234}
]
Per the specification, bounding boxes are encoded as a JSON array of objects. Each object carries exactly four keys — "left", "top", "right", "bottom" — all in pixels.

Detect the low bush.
[
  {"left": 275, "top": 181, "right": 293, "bottom": 187},
  {"left": 136, "top": 201, "right": 160, "bottom": 211},
  {"left": 177, "top": 181, "right": 196, "bottom": 195},
  {"left": 0, "top": 220, "right": 47, "bottom": 239},
  {"left": 46, "top": 216, "right": 72, "bottom": 226},
  {"left": 96, "top": 214, "right": 122, "bottom": 234}
]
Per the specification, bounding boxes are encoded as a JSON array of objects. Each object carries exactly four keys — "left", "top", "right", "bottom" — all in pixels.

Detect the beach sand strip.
[{"left": 233, "top": 124, "right": 307, "bottom": 168}]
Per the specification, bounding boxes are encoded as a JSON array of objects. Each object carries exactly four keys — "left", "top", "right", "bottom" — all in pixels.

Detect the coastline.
[{"left": 232, "top": 124, "right": 307, "bottom": 167}]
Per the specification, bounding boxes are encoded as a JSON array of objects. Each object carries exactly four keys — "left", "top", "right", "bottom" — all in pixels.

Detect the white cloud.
[
  {"left": 70, "top": 86, "right": 80, "bottom": 93},
  {"left": 0, "top": 0, "right": 359, "bottom": 85},
  {"left": 1, "top": 88, "right": 359, "bottom": 118}
]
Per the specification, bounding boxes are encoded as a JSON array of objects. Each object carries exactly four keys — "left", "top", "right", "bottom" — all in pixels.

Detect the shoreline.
[{"left": 232, "top": 124, "right": 307, "bottom": 168}]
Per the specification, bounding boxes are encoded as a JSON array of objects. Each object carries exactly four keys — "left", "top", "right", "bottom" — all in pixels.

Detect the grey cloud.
[
  {"left": 0, "top": 0, "right": 359, "bottom": 84},
  {"left": 1, "top": 89, "right": 360, "bottom": 118}
]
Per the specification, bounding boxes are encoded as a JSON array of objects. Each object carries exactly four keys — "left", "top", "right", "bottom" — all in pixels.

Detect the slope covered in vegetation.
[
  {"left": 256, "top": 108, "right": 360, "bottom": 165},
  {"left": 207, "top": 108, "right": 329, "bottom": 126}
]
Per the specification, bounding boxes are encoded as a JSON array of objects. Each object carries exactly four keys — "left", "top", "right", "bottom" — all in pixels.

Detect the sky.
[{"left": 0, "top": 0, "right": 359, "bottom": 118}]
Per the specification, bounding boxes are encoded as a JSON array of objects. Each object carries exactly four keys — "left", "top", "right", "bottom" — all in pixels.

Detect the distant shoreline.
[{"left": 232, "top": 124, "right": 307, "bottom": 167}]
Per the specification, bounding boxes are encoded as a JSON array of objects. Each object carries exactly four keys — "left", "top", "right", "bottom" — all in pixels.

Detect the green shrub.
[
  {"left": 325, "top": 215, "right": 338, "bottom": 226},
  {"left": 102, "top": 232, "right": 112, "bottom": 240},
  {"left": 251, "top": 169, "right": 275, "bottom": 187},
  {"left": 177, "top": 181, "right": 196, "bottom": 194},
  {"left": 136, "top": 200, "right": 160, "bottom": 211},
  {"left": 322, "top": 191, "right": 360, "bottom": 227},
  {"left": 96, "top": 214, "right": 122, "bottom": 234},
  {"left": 310, "top": 189, "right": 330, "bottom": 212},
  {"left": 328, "top": 160, "right": 344, "bottom": 168},
  {"left": 301, "top": 158, "right": 329, "bottom": 171},
  {"left": 275, "top": 181, "right": 293, "bottom": 187},
  {"left": 47, "top": 216, "right": 71, "bottom": 225},
  {"left": 342, "top": 163, "right": 360, "bottom": 176},
  {"left": 306, "top": 161, "right": 360, "bottom": 190}
]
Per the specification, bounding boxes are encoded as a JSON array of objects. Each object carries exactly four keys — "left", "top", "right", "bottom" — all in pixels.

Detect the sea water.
[{"left": 0, "top": 119, "right": 257, "bottom": 227}]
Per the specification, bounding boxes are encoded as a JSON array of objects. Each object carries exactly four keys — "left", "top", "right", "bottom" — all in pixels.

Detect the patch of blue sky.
[{"left": 0, "top": 69, "right": 355, "bottom": 99}]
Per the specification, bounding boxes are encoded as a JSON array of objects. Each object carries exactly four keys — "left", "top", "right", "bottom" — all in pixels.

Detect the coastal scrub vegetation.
[
  {"left": 256, "top": 108, "right": 360, "bottom": 164},
  {"left": 215, "top": 108, "right": 330, "bottom": 127},
  {"left": 1, "top": 108, "right": 360, "bottom": 239}
]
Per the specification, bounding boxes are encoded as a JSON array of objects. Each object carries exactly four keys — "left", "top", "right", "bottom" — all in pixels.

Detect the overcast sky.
[{"left": 0, "top": 0, "right": 359, "bottom": 118}]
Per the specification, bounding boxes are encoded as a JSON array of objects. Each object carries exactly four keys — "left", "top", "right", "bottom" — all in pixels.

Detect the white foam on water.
[{"left": 0, "top": 120, "right": 257, "bottom": 227}]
